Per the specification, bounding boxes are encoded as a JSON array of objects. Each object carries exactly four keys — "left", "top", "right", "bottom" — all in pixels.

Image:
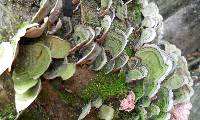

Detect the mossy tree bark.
[{"left": 0, "top": 0, "right": 200, "bottom": 119}]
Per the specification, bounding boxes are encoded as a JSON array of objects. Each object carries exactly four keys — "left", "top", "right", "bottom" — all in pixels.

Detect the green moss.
[
  {"left": 125, "top": 47, "right": 135, "bottom": 57},
  {"left": 82, "top": 0, "right": 100, "bottom": 27},
  {"left": 81, "top": 72, "right": 129, "bottom": 101},
  {"left": 0, "top": 104, "right": 16, "bottom": 120},
  {"left": 133, "top": 2, "right": 142, "bottom": 22},
  {"left": 116, "top": 111, "right": 140, "bottom": 120},
  {"left": 0, "top": 35, "right": 5, "bottom": 42},
  {"left": 131, "top": 80, "right": 145, "bottom": 101},
  {"left": 19, "top": 110, "right": 49, "bottom": 120},
  {"left": 59, "top": 91, "right": 80, "bottom": 105},
  {"left": 127, "top": 0, "right": 142, "bottom": 24}
]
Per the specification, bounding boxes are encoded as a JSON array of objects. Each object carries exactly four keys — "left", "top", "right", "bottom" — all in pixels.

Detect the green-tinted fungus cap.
[
  {"left": 173, "top": 84, "right": 194, "bottom": 104},
  {"left": 98, "top": 105, "right": 115, "bottom": 120},
  {"left": 154, "top": 87, "right": 173, "bottom": 112},
  {"left": 146, "top": 104, "right": 160, "bottom": 118},
  {"left": 103, "top": 30, "right": 128, "bottom": 60},
  {"left": 15, "top": 79, "right": 41, "bottom": 112},
  {"left": 40, "top": 35, "right": 71, "bottom": 58},
  {"left": 13, "top": 43, "right": 51, "bottom": 79}
]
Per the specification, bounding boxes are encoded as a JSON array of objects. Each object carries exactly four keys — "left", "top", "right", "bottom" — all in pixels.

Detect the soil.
[{"left": 63, "top": 66, "right": 96, "bottom": 94}]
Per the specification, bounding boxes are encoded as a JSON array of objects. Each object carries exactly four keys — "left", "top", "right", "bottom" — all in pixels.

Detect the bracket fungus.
[
  {"left": 15, "top": 79, "right": 41, "bottom": 112},
  {"left": 0, "top": 0, "right": 194, "bottom": 119},
  {"left": 98, "top": 105, "right": 115, "bottom": 120},
  {"left": 126, "top": 66, "right": 148, "bottom": 83},
  {"left": 0, "top": 42, "right": 13, "bottom": 75},
  {"left": 135, "top": 45, "right": 173, "bottom": 97},
  {"left": 40, "top": 35, "right": 71, "bottom": 58},
  {"left": 78, "top": 102, "right": 92, "bottom": 120}
]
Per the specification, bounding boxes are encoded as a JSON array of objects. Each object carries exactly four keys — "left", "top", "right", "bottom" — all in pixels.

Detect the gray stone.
[{"left": 151, "top": 0, "right": 200, "bottom": 55}]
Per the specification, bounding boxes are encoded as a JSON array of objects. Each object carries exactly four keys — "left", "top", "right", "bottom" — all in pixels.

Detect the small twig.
[
  {"left": 189, "top": 57, "right": 200, "bottom": 68},
  {"left": 125, "top": 0, "right": 133, "bottom": 5}
]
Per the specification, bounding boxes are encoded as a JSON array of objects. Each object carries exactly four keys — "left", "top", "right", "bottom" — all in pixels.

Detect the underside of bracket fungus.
[{"left": 0, "top": 0, "right": 194, "bottom": 119}]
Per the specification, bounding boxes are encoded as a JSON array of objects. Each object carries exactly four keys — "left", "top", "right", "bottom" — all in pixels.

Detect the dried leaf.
[
  {"left": 25, "top": 17, "right": 48, "bottom": 38},
  {"left": 49, "top": 0, "right": 63, "bottom": 24},
  {"left": 31, "top": 0, "right": 49, "bottom": 23},
  {"left": 47, "top": 18, "right": 62, "bottom": 35}
]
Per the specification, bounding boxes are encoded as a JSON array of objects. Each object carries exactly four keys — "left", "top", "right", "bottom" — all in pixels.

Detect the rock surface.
[{"left": 151, "top": 0, "right": 200, "bottom": 55}]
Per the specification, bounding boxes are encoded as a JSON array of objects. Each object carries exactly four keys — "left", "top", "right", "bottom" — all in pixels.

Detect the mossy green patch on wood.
[
  {"left": 59, "top": 91, "right": 81, "bottom": 106},
  {"left": 81, "top": 0, "right": 100, "bottom": 27},
  {"left": 127, "top": 0, "right": 142, "bottom": 24},
  {"left": 81, "top": 72, "right": 129, "bottom": 102},
  {"left": 19, "top": 108, "right": 50, "bottom": 120},
  {"left": 133, "top": 3, "right": 142, "bottom": 22},
  {"left": 0, "top": 103, "right": 16, "bottom": 120},
  {"left": 125, "top": 47, "right": 135, "bottom": 57}
]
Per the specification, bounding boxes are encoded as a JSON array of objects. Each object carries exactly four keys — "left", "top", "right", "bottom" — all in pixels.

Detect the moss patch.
[
  {"left": 127, "top": 0, "right": 142, "bottom": 24},
  {"left": 125, "top": 47, "right": 135, "bottom": 57},
  {"left": 133, "top": 2, "right": 142, "bottom": 22},
  {"left": 0, "top": 104, "right": 16, "bottom": 120},
  {"left": 81, "top": 72, "right": 129, "bottom": 102},
  {"left": 59, "top": 91, "right": 81, "bottom": 106}
]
